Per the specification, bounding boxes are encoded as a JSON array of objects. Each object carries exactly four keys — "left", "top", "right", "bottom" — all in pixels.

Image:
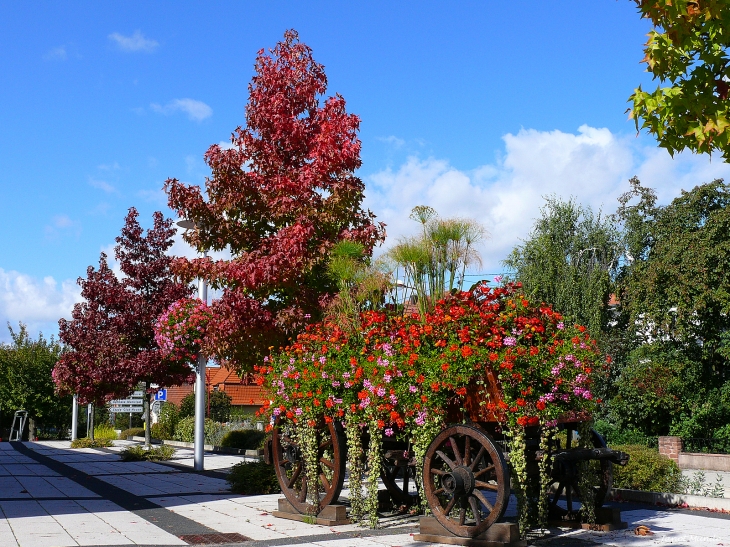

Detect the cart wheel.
[
  {"left": 548, "top": 427, "right": 613, "bottom": 520},
  {"left": 381, "top": 444, "right": 419, "bottom": 507},
  {"left": 423, "top": 424, "right": 510, "bottom": 537},
  {"left": 272, "top": 420, "right": 346, "bottom": 514}
]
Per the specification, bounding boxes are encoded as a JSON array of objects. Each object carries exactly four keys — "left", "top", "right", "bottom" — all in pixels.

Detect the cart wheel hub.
[{"left": 442, "top": 466, "right": 475, "bottom": 496}]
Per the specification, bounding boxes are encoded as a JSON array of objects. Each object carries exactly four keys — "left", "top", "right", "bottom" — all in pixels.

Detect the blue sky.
[{"left": 3, "top": 1, "right": 730, "bottom": 341}]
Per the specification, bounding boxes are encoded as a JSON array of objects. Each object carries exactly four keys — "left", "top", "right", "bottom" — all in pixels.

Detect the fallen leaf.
[{"left": 635, "top": 525, "right": 654, "bottom": 536}]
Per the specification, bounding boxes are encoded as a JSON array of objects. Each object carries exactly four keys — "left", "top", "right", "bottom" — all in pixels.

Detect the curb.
[{"left": 611, "top": 488, "right": 730, "bottom": 511}]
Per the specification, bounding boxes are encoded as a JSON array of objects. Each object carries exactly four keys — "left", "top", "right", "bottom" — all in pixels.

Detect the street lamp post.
[
  {"left": 177, "top": 218, "right": 208, "bottom": 472},
  {"left": 71, "top": 394, "right": 78, "bottom": 441}
]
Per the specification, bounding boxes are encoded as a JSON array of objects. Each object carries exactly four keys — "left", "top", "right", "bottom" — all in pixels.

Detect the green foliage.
[
  {"left": 93, "top": 424, "right": 118, "bottom": 441},
  {"left": 119, "top": 427, "right": 146, "bottom": 439},
  {"left": 594, "top": 419, "right": 653, "bottom": 447},
  {"left": 120, "top": 444, "right": 175, "bottom": 461},
  {"left": 209, "top": 391, "right": 232, "bottom": 423},
  {"left": 227, "top": 461, "right": 280, "bottom": 495},
  {"left": 618, "top": 179, "right": 730, "bottom": 383},
  {"left": 388, "top": 206, "right": 487, "bottom": 317},
  {"left": 629, "top": 1, "right": 730, "bottom": 160},
  {"left": 179, "top": 393, "right": 195, "bottom": 419},
  {"left": 612, "top": 445, "right": 682, "bottom": 493},
  {"left": 70, "top": 437, "right": 113, "bottom": 449},
  {"left": 173, "top": 416, "right": 222, "bottom": 444},
  {"left": 0, "top": 323, "right": 72, "bottom": 437},
  {"left": 157, "top": 402, "right": 179, "bottom": 439},
  {"left": 219, "top": 429, "right": 265, "bottom": 450},
  {"left": 503, "top": 196, "right": 620, "bottom": 339},
  {"left": 608, "top": 343, "right": 696, "bottom": 436},
  {"left": 670, "top": 381, "right": 730, "bottom": 439}
]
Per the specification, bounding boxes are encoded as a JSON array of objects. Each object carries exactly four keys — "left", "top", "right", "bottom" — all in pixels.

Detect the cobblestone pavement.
[{"left": 1, "top": 441, "right": 729, "bottom": 547}]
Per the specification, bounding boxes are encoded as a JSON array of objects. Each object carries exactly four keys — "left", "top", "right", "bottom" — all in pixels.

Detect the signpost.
[{"left": 109, "top": 390, "right": 144, "bottom": 414}]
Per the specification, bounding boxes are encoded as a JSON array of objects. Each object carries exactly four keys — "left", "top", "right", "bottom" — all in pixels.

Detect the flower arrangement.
[
  {"left": 154, "top": 297, "right": 212, "bottom": 363},
  {"left": 257, "top": 281, "right": 605, "bottom": 529}
]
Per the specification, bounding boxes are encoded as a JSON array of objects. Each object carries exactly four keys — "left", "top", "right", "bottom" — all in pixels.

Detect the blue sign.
[{"left": 154, "top": 389, "right": 167, "bottom": 402}]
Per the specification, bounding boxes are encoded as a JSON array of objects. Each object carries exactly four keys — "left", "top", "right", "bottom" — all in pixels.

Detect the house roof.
[{"left": 162, "top": 366, "right": 265, "bottom": 408}]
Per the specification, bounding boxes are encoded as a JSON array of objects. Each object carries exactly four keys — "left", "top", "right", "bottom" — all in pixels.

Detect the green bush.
[
  {"left": 150, "top": 423, "right": 164, "bottom": 440},
  {"left": 173, "top": 416, "right": 222, "bottom": 444},
  {"left": 70, "top": 437, "right": 113, "bottom": 449},
  {"left": 179, "top": 393, "right": 195, "bottom": 419},
  {"left": 209, "top": 391, "right": 232, "bottom": 422},
  {"left": 120, "top": 445, "right": 176, "bottom": 461},
  {"left": 227, "top": 461, "right": 280, "bottom": 495},
  {"left": 119, "top": 427, "right": 146, "bottom": 439},
  {"left": 220, "top": 429, "right": 266, "bottom": 450},
  {"left": 612, "top": 444, "right": 682, "bottom": 493},
  {"left": 93, "top": 424, "right": 118, "bottom": 441},
  {"left": 157, "top": 402, "right": 179, "bottom": 439},
  {"left": 594, "top": 419, "right": 652, "bottom": 446}
]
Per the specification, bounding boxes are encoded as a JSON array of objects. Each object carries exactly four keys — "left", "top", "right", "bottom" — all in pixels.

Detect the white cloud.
[
  {"left": 378, "top": 135, "right": 405, "bottom": 148},
  {"left": 0, "top": 268, "right": 81, "bottom": 342},
  {"left": 108, "top": 30, "right": 158, "bottom": 53},
  {"left": 44, "top": 46, "right": 67, "bottom": 61},
  {"left": 150, "top": 99, "right": 212, "bottom": 122},
  {"left": 88, "top": 178, "right": 117, "bottom": 193},
  {"left": 44, "top": 215, "right": 81, "bottom": 240},
  {"left": 364, "top": 125, "right": 730, "bottom": 274}
]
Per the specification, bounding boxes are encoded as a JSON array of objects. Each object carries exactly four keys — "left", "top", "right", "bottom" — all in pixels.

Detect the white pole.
[
  {"left": 71, "top": 395, "right": 78, "bottom": 441},
  {"left": 194, "top": 267, "right": 208, "bottom": 471}
]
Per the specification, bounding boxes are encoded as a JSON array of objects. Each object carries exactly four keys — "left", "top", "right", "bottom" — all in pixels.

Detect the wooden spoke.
[
  {"left": 287, "top": 463, "right": 302, "bottom": 489},
  {"left": 469, "top": 496, "right": 482, "bottom": 526},
  {"left": 431, "top": 468, "right": 446, "bottom": 475},
  {"left": 298, "top": 479, "right": 307, "bottom": 502},
  {"left": 433, "top": 487, "right": 445, "bottom": 496},
  {"left": 469, "top": 447, "right": 486, "bottom": 470},
  {"left": 319, "top": 457, "right": 335, "bottom": 470},
  {"left": 443, "top": 496, "right": 457, "bottom": 515},
  {"left": 472, "top": 489, "right": 493, "bottom": 512},
  {"left": 320, "top": 473, "right": 331, "bottom": 492},
  {"left": 436, "top": 450, "right": 457, "bottom": 470},
  {"left": 463, "top": 435, "right": 471, "bottom": 467},
  {"left": 449, "top": 437, "right": 463, "bottom": 465},
  {"left": 459, "top": 507, "right": 466, "bottom": 525},
  {"left": 473, "top": 464, "right": 494, "bottom": 479},
  {"left": 474, "top": 480, "right": 498, "bottom": 491}
]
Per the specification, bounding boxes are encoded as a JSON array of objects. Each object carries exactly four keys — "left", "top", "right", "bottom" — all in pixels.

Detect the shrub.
[
  {"left": 210, "top": 391, "right": 232, "bottom": 423},
  {"left": 93, "top": 424, "right": 118, "bottom": 441},
  {"left": 120, "top": 445, "right": 176, "bottom": 461},
  {"left": 120, "top": 427, "right": 146, "bottom": 439},
  {"left": 173, "top": 416, "right": 222, "bottom": 444},
  {"left": 179, "top": 393, "right": 195, "bottom": 419},
  {"left": 150, "top": 423, "right": 164, "bottom": 440},
  {"left": 612, "top": 444, "right": 682, "bottom": 493},
  {"left": 157, "top": 402, "right": 179, "bottom": 439},
  {"left": 227, "top": 461, "right": 280, "bottom": 495},
  {"left": 70, "top": 437, "right": 113, "bottom": 449},
  {"left": 594, "top": 419, "right": 653, "bottom": 446},
  {"left": 220, "top": 429, "right": 266, "bottom": 450}
]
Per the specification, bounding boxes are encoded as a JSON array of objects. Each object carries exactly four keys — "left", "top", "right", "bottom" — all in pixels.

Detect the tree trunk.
[
  {"left": 144, "top": 382, "right": 151, "bottom": 447},
  {"left": 28, "top": 417, "right": 36, "bottom": 442}
]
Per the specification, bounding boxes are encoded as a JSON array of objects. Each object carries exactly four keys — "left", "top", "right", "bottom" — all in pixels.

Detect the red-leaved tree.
[
  {"left": 54, "top": 209, "right": 193, "bottom": 441},
  {"left": 164, "top": 30, "right": 385, "bottom": 371}
]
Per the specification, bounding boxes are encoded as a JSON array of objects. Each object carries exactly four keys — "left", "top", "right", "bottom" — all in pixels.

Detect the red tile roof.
[{"left": 162, "top": 366, "right": 265, "bottom": 408}]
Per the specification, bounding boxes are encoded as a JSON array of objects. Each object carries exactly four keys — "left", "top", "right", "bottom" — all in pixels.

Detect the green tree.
[
  {"left": 209, "top": 391, "right": 232, "bottom": 423},
  {"left": 630, "top": 1, "right": 730, "bottom": 160},
  {"left": 0, "top": 324, "right": 72, "bottom": 440},
  {"left": 619, "top": 178, "right": 730, "bottom": 382},
  {"left": 179, "top": 393, "right": 195, "bottom": 419},
  {"left": 502, "top": 196, "right": 621, "bottom": 338}
]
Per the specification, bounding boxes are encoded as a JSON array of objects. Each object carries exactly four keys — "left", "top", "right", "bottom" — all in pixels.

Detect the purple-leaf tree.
[{"left": 54, "top": 208, "right": 193, "bottom": 443}]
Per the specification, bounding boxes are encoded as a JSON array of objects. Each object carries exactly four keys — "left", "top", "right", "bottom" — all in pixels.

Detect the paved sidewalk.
[{"left": 2, "top": 441, "right": 730, "bottom": 547}]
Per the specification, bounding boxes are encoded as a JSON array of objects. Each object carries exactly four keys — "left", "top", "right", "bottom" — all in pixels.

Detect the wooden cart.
[{"left": 268, "top": 379, "right": 629, "bottom": 538}]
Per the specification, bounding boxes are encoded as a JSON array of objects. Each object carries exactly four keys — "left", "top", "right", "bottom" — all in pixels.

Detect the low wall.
[
  {"left": 679, "top": 452, "right": 730, "bottom": 472},
  {"left": 610, "top": 488, "right": 730, "bottom": 511},
  {"left": 659, "top": 436, "right": 730, "bottom": 471}
]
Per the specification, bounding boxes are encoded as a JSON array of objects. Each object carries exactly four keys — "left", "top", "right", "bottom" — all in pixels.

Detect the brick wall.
[{"left": 659, "top": 436, "right": 683, "bottom": 464}]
